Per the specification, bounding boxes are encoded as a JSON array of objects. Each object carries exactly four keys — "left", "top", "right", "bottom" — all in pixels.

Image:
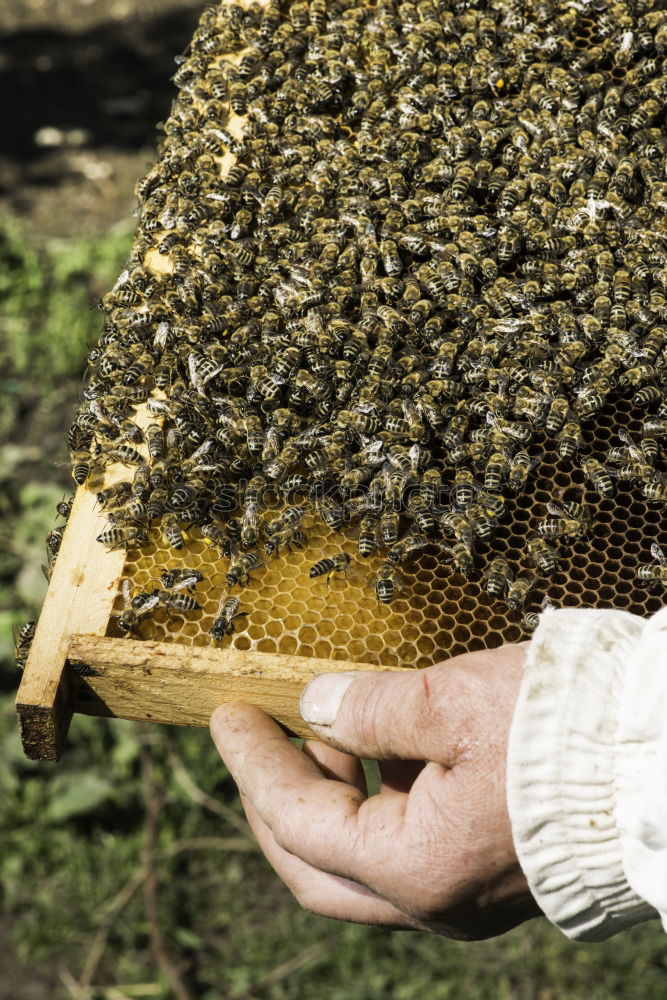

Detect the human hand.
[{"left": 210, "top": 643, "right": 540, "bottom": 940}]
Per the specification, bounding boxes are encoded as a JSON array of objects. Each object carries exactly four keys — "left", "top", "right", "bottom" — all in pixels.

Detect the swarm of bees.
[{"left": 62, "top": 0, "right": 667, "bottom": 645}]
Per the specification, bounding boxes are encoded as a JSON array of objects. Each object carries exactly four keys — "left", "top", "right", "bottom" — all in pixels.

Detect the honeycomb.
[
  {"left": 108, "top": 389, "right": 666, "bottom": 669},
  {"left": 92, "top": 0, "right": 666, "bottom": 669}
]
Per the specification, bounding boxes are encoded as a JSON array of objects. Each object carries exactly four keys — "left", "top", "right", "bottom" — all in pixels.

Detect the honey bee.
[
  {"left": 522, "top": 595, "right": 554, "bottom": 631},
  {"left": 507, "top": 575, "right": 536, "bottom": 613},
  {"left": 315, "top": 495, "right": 345, "bottom": 533},
  {"left": 71, "top": 453, "right": 92, "bottom": 486},
  {"left": 159, "top": 569, "right": 204, "bottom": 592},
  {"left": 642, "top": 479, "right": 667, "bottom": 502},
  {"left": 484, "top": 449, "right": 510, "bottom": 492},
  {"left": 528, "top": 534, "right": 559, "bottom": 574},
  {"left": 163, "top": 515, "right": 186, "bottom": 551},
  {"left": 117, "top": 580, "right": 150, "bottom": 634},
  {"left": 375, "top": 561, "right": 404, "bottom": 604},
  {"left": 557, "top": 420, "right": 585, "bottom": 459},
  {"left": 162, "top": 592, "right": 202, "bottom": 614},
  {"left": 240, "top": 501, "right": 261, "bottom": 548},
  {"left": 538, "top": 502, "right": 588, "bottom": 540},
  {"left": 508, "top": 448, "right": 540, "bottom": 491},
  {"left": 96, "top": 481, "right": 133, "bottom": 509},
  {"left": 209, "top": 594, "right": 246, "bottom": 640},
  {"left": 264, "top": 525, "right": 307, "bottom": 557},
  {"left": 581, "top": 457, "right": 614, "bottom": 498},
  {"left": 226, "top": 551, "right": 262, "bottom": 588},
  {"left": 419, "top": 467, "right": 443, "bottom": 507},
  {"left": 483, "top": 557, "right": 512, "bottom": 598},
  {"left": 643, "top": 417, "right": 667, "bottom": 439},
  {"left": 452, "top": 467, "right": 475, "bottom": 508},
  {"left": 265, "top": 504, "right": 306, "bottom": 537},
  {"left": 97, "top": 525, "right": 148, "bottom": 550},
  {"left": 309, "top": 553, "right": 351, "bottom": 582},
  {"left": 46, "top": 526, "right": 65, "bottom": 559},
  {"left": 636, "top": 542, "right": 667, "bottom": 586},
  {"left": 145, "top": 424, "right": 165, "bottom": 460},
  {"left": 445, "top": 539, "right": 475, "bottom": 579},
  {"left": 545, "top": 397, "right": 570, "bottom": 435},
  {"left": 107, "top": 445, "right": 145, "bottom": 467},
  {"left": 14, "top": 620, "right": 36, "bottom": 670},
  {"left": 56, "top": 496, "right": 74, "bottom": 520}
]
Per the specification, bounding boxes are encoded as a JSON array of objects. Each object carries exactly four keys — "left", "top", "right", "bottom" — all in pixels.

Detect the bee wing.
[
  {"left": 190, "top": 439, "right": 215, "bottom": 462},
  {"left": 242, "top": 502, "right": 259, "bottom": 525},
  {"left": 541, "top": 594, "right": 555, "bottom": 612},
  {"left": 401, "top": 398, "right": 421, "bottom": 422},
  {"left": 651, "top": 541, "right": 666, "bottom": 565},
  {"left": 617, "top": 427, "right": 643, "bottom": 458},
  {"left": 355, "top": 401, "right": 377, "bottom": 415},
  {"left": 359, "top": 439, "right": 385, "bottom": 464},
  {"left": 408, "top": 442, "right": 423, "bottom": 471},
  {"left": 546, "top": 501, "right": 568, "bottom": 517},
  {"left": 169, "top": 573, "right": 197, "bottom": 594},
  {"left": 306, "top": 308, "right": 325, "bottom": 335},
  {"left": 141, "top": 592, "right": 162, "bottom": 612},
  {"left": 122, "top": 578, "right": 132, "bottom": 609},
  {"left": 154, "top": 321, "right": 172, "bottom": 349}
]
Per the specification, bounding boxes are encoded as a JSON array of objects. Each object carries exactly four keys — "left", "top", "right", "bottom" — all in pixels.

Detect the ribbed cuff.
[{"left": 507, "top": 608, "right": 658, "bottom": 941}]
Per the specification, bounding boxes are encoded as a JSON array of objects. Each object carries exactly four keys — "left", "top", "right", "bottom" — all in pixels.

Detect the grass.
[
  {"left": 0, "top": 219, "right": 666, "bottom": 999},
  {"left": 0, "top": 218, "right": 133, "bottom": 380}
]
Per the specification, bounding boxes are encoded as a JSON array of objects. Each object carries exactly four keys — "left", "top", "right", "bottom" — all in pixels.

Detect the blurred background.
[{"left": 0, "top": 1, "right": 666, "bottom": 997}]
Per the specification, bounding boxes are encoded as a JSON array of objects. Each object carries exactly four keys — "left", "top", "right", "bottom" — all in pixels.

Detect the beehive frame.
[
  {"left": 14, "top": 470, "right": 403, "bottom": 763},
  {"left": 16, "top": 389, "right": 666, "bottom": 762},
  {"left": 16, "top": 0, "right": 667, "bottom": 760}
]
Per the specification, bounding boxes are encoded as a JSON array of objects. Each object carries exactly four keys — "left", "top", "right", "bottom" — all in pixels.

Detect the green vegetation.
[
  {"left": 0, "top": 219, "right": 134, "bottom": 380},
  {"left": 1, "top": 220, "right": 666, "bottom": 999}
]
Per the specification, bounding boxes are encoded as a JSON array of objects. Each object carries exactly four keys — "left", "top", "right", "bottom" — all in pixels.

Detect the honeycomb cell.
[
  {"left": 299, "top": 625, "right": 318, "bottom": 644},
  {"left": 417, "top": 636, "right": 435, "bottom": 656},
  {"left": 348, "top": 640, "right": 368, "bottom": 659}
]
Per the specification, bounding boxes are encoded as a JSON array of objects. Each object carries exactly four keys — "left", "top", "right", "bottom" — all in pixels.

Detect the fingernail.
[{"left": 300, "top": 672, "right": 358, "bottom": 727}]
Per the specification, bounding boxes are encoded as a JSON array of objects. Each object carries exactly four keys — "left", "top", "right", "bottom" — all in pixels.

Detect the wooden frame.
[{"left": 16, "top": 484, "right": 404, "bottom": 761}]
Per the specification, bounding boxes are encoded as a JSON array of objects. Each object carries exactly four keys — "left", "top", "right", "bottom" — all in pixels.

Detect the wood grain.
[
  {"left": 69, "top": 634, "right": 408, "bottom": 738},
  {"left": 15, "top": 486, "right": 126, "bottom": 760}
]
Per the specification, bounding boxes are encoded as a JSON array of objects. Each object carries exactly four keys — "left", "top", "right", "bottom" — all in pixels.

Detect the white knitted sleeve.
[{"left": 507, "top": 605, "right": 667, "bottom": 941}]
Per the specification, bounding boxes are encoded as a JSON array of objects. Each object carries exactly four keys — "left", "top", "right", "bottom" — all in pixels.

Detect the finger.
[
  {"left": 241, "top": 794, "right": 413, "bottom": 927},
  {"left": 302, "top": 740, "right": 367, "bottom": 793},
  {"left": 211, "top": 703, "right": 408, "bottom": 887},
  {"left": 299, "top": 645, "right": 526, "bottom": 762}
]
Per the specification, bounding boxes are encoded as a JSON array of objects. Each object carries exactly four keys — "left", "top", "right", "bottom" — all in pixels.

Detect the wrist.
[{"left": 507, "top": 607, "right": 658, "bottom": 941}]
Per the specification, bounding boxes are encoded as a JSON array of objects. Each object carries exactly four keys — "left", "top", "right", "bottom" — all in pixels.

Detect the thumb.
[{"left": 299, "top": 663, "right": 469, "bottom": 764}]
